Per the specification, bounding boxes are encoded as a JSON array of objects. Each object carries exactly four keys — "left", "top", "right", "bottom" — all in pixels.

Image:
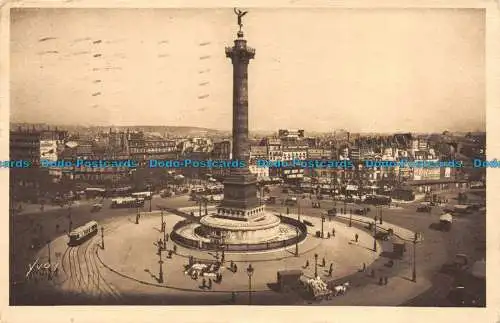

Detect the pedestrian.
[
  {"left": 329, "top": 267, "right": 333, "bottom": 276},
  {"left": 305, "top": 260, "right": 309, "bottom": 268},
  {"left": 327, "top": 232, "right": 331, "bottom": 239},
  {"left": 379, "top": 217, "right": 383, "bottom": 225},
  {"left": 202, "top": 278, "right": 206, "bottom": 288},
  {"left": 234, "top": 264, "right": 238, "bottom": 272},
  {"left": 332, "top": 228, "right": 336, "bottom": 237},
  {"left": 329, "top": 263, "right": 333, "bottom": 272},
  {"left": 355, "top": 233, "right": 359, "bottom": 243},
  {"left": 322, "top": 257, "right": 326, "bottom": 267},
  {"left": 208, "top": 278, "right": 212, "bottom": 289},
  {"left": 379, "top": 277, "right": 384, "bottom": 285},
  {"left": 166, "top": 233, "right": 169, "bottom": 242},
  {"left": 173, "top": 245, "right": 177, "bottom": 254}
]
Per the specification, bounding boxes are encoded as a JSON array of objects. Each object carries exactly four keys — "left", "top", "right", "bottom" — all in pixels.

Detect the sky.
[{"left": 10, "top": 8, "right": 486, "bottom": 133}]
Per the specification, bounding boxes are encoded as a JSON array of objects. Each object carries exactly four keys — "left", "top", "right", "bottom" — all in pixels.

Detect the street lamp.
[
  {"left": 295, "top": 226, "right": 299, "bottom": 257},
  {"left": 158, "top": 243, "right": 164, "bottom": 283},
  {"left": 412, "top": 232, "right": 418, "bottom": 282},
  {"left": 68, "top": 207, "right": 72, "bottom": 232},
  {"left": 101, "top": 227, "right": 105, "bottom": 249},
  {"left": 258, "top": 183, "right": 263, "bottom": 205},
  {"left": 160, "top": 209, "right": 165, "bottom": 232},
  {"left": 149, "top": 197, "right": 152, "bottom": 213},
  {"left": 349, "top": 208, "right": 352, "bottom": 227},
  {"left": 297, "top": 201, "right": 301, "bottom": 221},
  {"left": 373, "top": 220, "right": 377, "bottom": 252},
  {"left": 321, "top": 215, "right": 325, "bottom": 238},
  {"left": 47, "top": 240, "right": 52, "bottom": 280},
  {"left": 199, "top": 198, "right": 202, "bottom": 217},
  {"left": 136, "top": 205, "right": 140, "bottom": 224},
  {"left": 314, "top": 253, "right": 318, "bottom": 277},
  {"left": 246, "top": 264, "right": 254, "bottom": 305}
]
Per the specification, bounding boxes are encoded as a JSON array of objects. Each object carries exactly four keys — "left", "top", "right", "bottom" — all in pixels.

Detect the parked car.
[
  {"left": 417, "top": 204, "right": 432, "bottom": 213},
  {"left": 354, "top": 208, "right": 366, "bottom": 215},
  {"left": 91, "top": 203, "right": 103, "bottom": 212}
]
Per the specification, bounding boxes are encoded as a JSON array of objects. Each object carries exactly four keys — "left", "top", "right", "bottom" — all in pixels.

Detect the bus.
[
  {"left": 106, "top": 186, "right": 133, "bottom": 198},
  {"left": 131, "top": 191, "right": 153, "bottom": 200},
  {"left": 85, "top": 188, "right": 106, "bottom": 199},
  {"left": 111, "top": 197, "right": 145, "bottom": 208},
  {"left": 364, "top": 195, "right": 392, "bottom": 206}
]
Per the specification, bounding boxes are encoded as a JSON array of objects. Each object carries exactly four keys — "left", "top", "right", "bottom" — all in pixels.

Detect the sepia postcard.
[{"left": 1, "top": 1, "right": 499, "bottom": 323}]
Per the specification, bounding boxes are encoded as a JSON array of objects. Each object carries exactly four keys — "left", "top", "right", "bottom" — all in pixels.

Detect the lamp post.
[
  {"left": 160, "top": 209, "right": 165, "bottom": 232},
  {"left": 47, "top": 240, "right": 52, "bottom": 280},
  {"left": 314, "top": 253, "right": 318, "bottom": 277},
  {"left": 349, "top": 208, "right": 352, "bottom": 227},
  {"left": 297, "top": 201, "right": 301, "bottom": 221},
  {"left": 158, "top": 243, "right": 164, "bottom": 283},
  {"left": 258, "top": 183, "right": 263, "bottom": 205},
  {"left": 246, "top": 264, "right": 254, "bottom": 305},
  {"left": 136, "top": 206, "right": 140, "bottom": 224},
  {"left": 199, "top": 198, "right": 202, "bottom": 217},
  {"left": 373, "top": 220, "right": 377, "bottom": 252},
  {"left": 412, "top": 232, "right": 418, "bottom": 282},
  {"left": 295, "top": 226, "right": 299, "bottom": 257},
  {"left": 204, "top": 199, "right": 208, "bottom": 216},
  {"left": 321, "top": 215, "right": 325, "bottom": 238},
  {"left": 68, "top": 207, "right": 72, "bottom": 232},
  {"left": 149, "top": 196, "right": 152, "bottom": 213},
  {"left": 101, "top": 227, "right": 105, "bottom": 249}
]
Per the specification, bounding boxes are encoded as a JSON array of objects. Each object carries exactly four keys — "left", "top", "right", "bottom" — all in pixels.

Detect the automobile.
[
  {"left": 285, "top": 197, "right": 298, "bottom": 206},
  {"left": 442, "top": 206, "right": 454, "bottom": 213},
  {"left": 440, "top": 254, "right": 470, "bottom": 275},
  {"left": 91, "top": 203, "right": 103, "bottom": 212},
  {"left": 375, "top": 231, "right": 390, "bottom": 241},
  {"left": 302, "top": 219, "right": 314, "bottom": 227},
  {"left": 416, "top": 204, "right": 432, "bottom": 212},
  {"left": 266, "top": 196, "right": 277, "bottom": 205},
  {"left": 354, "top": 208, "right": 366, "bottom": 215}
]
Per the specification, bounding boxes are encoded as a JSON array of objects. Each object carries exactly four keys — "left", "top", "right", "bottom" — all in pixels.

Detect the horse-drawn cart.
[{"left": 299, "top": 276, "right": 333, "bottom": 300}]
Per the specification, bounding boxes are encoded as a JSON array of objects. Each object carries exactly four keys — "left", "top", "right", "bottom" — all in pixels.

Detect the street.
[{"left": 10, "top": 187, "right": 486, "bottom": 306}]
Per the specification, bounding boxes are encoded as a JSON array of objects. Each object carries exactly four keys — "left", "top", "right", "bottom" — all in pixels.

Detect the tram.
[
  {"left": 68, "top": 221, "right": 99, "bottom": 246},
  {"left": 111, "top": 197, "right": 145, "bottom": 208}
]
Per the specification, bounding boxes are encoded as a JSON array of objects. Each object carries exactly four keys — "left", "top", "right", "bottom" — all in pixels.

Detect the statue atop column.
[{"left": 234, "top": 8, "right": 248, "bottom": 32}]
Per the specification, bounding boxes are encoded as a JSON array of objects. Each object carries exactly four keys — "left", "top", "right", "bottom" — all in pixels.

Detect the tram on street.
[
  {"left": 111, "top": 197, "right": 145, "bottom": 208},
  {"left": 131, "top": 191, "right": 153, "bottom": 200},
  {"left": 68, "top": 221, "right": 99, "bottom": 246},
  {"left": 364, "top": 195, "right": 392, "bottom": 206}
]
